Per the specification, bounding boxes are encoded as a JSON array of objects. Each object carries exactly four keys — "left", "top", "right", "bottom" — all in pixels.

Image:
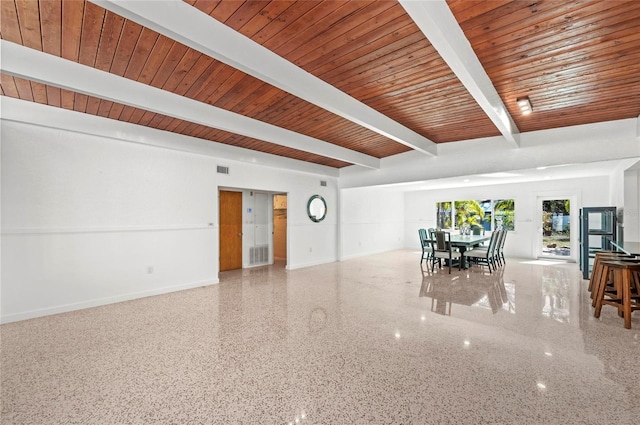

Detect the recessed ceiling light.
[{"left": 516, "top": 96, "right": 533, "bottom": 115}]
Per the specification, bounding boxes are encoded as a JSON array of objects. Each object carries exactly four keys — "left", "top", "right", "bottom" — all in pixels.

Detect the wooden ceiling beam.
[
  {"left": 400, "top": 0, "right": 520, "bottom": 147},
  {"left": 1, "top": 40, "right": 380, "bottom": 169},
  {"left": 90, "top": 0, "right": 438, "bottom": 157}
]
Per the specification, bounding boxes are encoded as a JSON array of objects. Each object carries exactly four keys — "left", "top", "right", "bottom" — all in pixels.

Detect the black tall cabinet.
[{"left": 579, "top": 207, "right": 617, "bottom": 279}]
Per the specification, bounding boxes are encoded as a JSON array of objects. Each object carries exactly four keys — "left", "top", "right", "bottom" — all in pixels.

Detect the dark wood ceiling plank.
[
  {"left": 182, "top": 60, "right": 231, "bottom": 100},
  {"left": 498, "top": 50, "right": 640, "bottom": 93},
  {"left": 94, "top": 11, "right": 125, "bottom": 72},
  {"left": 239, "top": 1, "right": 317, "bottom": 45},
  {"left": 107, "top": 102, "right": 126, "bottom": 120},
  {"left": 256, "top": 1, "right": 345, "bottom": 54},
  {"left": 73, "top": 93, "right": 88, "bottom": 112},
  {"left": 446, "top": 0, "right": 513, "bottom": 24},
  {"left": 221, "top": 1, "right": 270, "bottom": 32},
  {"left": 1, "top": 0, "right": 23, "bottom": 44},
  {"left": 267, "top": 1, "right": 367, "bottom": 58},
  {"left": 45, "top": 85, "right": 61, "bottom": 107},
  {"left": 123, "top": 27, "right": 160, "bottom": 80},
  {"left": 329, "top": 41, "right": 440, "bottom": 96},
  {"left": 159, "top": 48, "right": 205, "bottom": 93},
  {"left": 117, "top": 105, "right": 136, "bottom": 122},
  {"left": 13, "top": 75, "right": 34, "bottom": 101},
  {"left": 303, "top": 16, "right": 418, "bottom": 76},
  {"left": 213, "top": 74, "right": 267, "bottom": 111},
  {"left": 479, "top": 6, "right": 640, "bottom": 71},
  {"left": 148, "top": 41, "right": 189, "bottom": 89},
  {"left": 153, "top": 115, "right": 175, "bottom": 132},
  {"left": 15, "top": 0, "right": 42, "bottom": 50},
  {"left": 136, "top": 35, "right": 175, "bottom": 85},
  {"left": 171, "top": 119, "right": 192, "bottom": 135},
  {"left": 226, "top": 85, "right": 289, "bottom": 117},
  {"left": 87, "top": 98, "right": 107, "bottom": 116},
  {"left": 487, "top": 29, "right": 640, "bottom": 82},
  {"left": 39, "top": 0, "right": 61, "bottom": 55},
  {"left": 205, "top": 0, "right": 245, "bottom": 23},
  {"left": 59, "top": 86, "right": 75, "bottom": 110},
  {"left": 0, "top": 74, "right": 20, "bottom": 98},
  {"left": 109, "top": 19, "right": 143, "bottom": 76},
  {"left": 144, "top": 112, "right": 165, "bottom": 128},
  {"left": 232, "top": 0, "right": 296, "bottom": 38},
  {"left": 61, "top": 0, "right": 83, "bottom": 61},
  {"left": 126, "top": 105, "right": 148, "bottom": 125},
  {"left": 96, "top": 98, "right": 114, "bottom": 117},
  {"left": 78, "top": 1, "right": 105, "bottom": 68},
  {"left": 164, "top": 117, "right": 184, "bottom": 133},
  {"left": 285, "top": 1, "right": 397, "bottom": 66},
  {"left": 200, "top": 68, "right": 257, "bottom": 107},
  {"left": 456, "top": 0, "right": 583, "bottom": 42},
  {"left": 315, "top": 33, "right": 431, "bottom": 89},
  {"left": 470, "top": 1, "right": 638, "bottom": 59}
]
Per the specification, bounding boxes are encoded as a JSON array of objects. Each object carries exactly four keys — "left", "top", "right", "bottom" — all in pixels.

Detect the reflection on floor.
[
  {"left": 419, "top": 266, "right": 515, "bottom": 315},
  {"left": 1, "top": 250, "right": 639, "bottom": 424}
]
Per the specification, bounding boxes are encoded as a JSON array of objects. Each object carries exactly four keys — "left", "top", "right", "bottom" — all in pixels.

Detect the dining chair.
[
  {"left": 495, "top": 229, "right": 507, "bottom": 267},
  {"left": 466, "top": 230, "right": 500, "bottom": 273},
  {"left": 430, "top": 230, "right": 462, "bottom": 274},
  {"left": 418, "top": 228, "right": 431, "bottom": 265}
]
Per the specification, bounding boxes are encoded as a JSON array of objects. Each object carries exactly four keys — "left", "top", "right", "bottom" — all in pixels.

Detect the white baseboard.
[
  {"left": 0, "top": 278, "right": 219, "bottom": 324},
  {"left": 339, "top": 246, "right": 404, "bottom": 262},
  {"left": 286, "top": 257, "right": 337, "bottom": 270}
]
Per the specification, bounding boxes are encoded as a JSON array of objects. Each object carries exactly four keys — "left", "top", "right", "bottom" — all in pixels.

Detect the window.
[
  {"left": 436, "top": 198, "right": 515, "bottom": 231},
  {"left": 494, "top": 199, "right": 515, "bottom": 231},
  {"left": 436, "top": 201, "right": 452, "bottom": 229}
]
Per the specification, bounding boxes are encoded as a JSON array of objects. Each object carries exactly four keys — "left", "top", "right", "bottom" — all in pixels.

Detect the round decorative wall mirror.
[{"left": 307, "top": 195, "right": 327, "bottom": 222}]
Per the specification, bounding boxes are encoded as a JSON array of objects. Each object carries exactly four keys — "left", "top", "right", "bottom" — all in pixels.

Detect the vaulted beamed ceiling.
[{"left": 1, "top": 0, "right": 639, "bottom": 169}]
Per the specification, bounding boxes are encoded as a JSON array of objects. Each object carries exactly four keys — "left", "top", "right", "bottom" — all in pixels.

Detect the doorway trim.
[{"left": 535, "top": 192, "right": 580, "bottom": 262}]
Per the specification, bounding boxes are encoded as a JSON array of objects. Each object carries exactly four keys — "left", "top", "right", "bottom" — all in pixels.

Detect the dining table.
[
  {"left": 448, "top": 234, "right": 491, "bottom": 252},
  {"left": 429, "top": 233, "right": 491, "bottom": 269}
]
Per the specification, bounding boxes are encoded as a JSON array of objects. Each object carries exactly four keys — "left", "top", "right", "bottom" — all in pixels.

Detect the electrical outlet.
[{"left": 147, "top": 266, "right": 154, "bottom": 274}]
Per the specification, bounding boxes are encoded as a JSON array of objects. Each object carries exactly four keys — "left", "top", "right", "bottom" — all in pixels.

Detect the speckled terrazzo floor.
[{"left": 2, "top": 251, "right": 639, "bottom": 425}]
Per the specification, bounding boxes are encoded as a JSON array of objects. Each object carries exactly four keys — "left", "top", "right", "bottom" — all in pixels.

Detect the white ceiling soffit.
[
  {"left": 0, "top": 40, "right": 380, "bottom": 169},
  {"left": 91, "top": 0, "right": 438, "bottom": 157},
  {"left": 400, "top": 0, "right": 521, "bottom": 147},
  {"left": 1, "top": 97, "right": 341, "bottom": 178}
]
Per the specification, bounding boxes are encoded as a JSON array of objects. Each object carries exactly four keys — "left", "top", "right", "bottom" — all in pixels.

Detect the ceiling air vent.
[
  {"left": 217, "top": 165, "right": 229, "bottom": 175},
  {"left": 320, "top": 180, "right": 327, "bottom": 187}
]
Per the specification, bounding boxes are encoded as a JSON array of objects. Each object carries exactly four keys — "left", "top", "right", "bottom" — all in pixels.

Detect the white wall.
[
  {"left": 339, "top": 187, "right": 405, "bottom": 260},
  {"left": 623, "top": 163, "right": 640, "bottom": 241},
  {"left": 404, "top": 176, "right": 611, "bottom": 260},
  {"left": 1, "top": 120, "right": 338, "bottom": 322}
]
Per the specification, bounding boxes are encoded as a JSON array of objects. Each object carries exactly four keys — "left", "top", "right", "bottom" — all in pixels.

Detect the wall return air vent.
[{"left": 217, "top": 165, "right": 229, "bottom": 175}]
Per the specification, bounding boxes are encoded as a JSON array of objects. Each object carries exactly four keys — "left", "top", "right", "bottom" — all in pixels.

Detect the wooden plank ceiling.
[{"left": 1, "top": 0, "right": 639, "bottom": 168}]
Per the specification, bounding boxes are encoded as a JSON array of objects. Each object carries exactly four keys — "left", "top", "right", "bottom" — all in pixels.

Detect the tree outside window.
[
  {"left": 436, "top": 202, "right": 452, "bottom": 229},
  {"left": 495, "top": 199, "right": 515, "bottom": 231}
]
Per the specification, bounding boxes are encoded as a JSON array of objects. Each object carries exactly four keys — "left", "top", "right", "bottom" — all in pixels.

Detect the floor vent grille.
[{"left": 249, "top": 245, "right": 269, "bottom": 265}]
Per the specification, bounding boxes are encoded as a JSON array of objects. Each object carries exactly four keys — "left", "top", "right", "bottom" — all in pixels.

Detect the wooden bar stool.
[
  {"left": 593, "top": 260, "right": 640, "bottom": 329},
  {"left": 591, "top": 256, "right": 640, "bottom": 308},
  {"left": 589, "top": 252, "right": 636, "bottom": 305}
]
